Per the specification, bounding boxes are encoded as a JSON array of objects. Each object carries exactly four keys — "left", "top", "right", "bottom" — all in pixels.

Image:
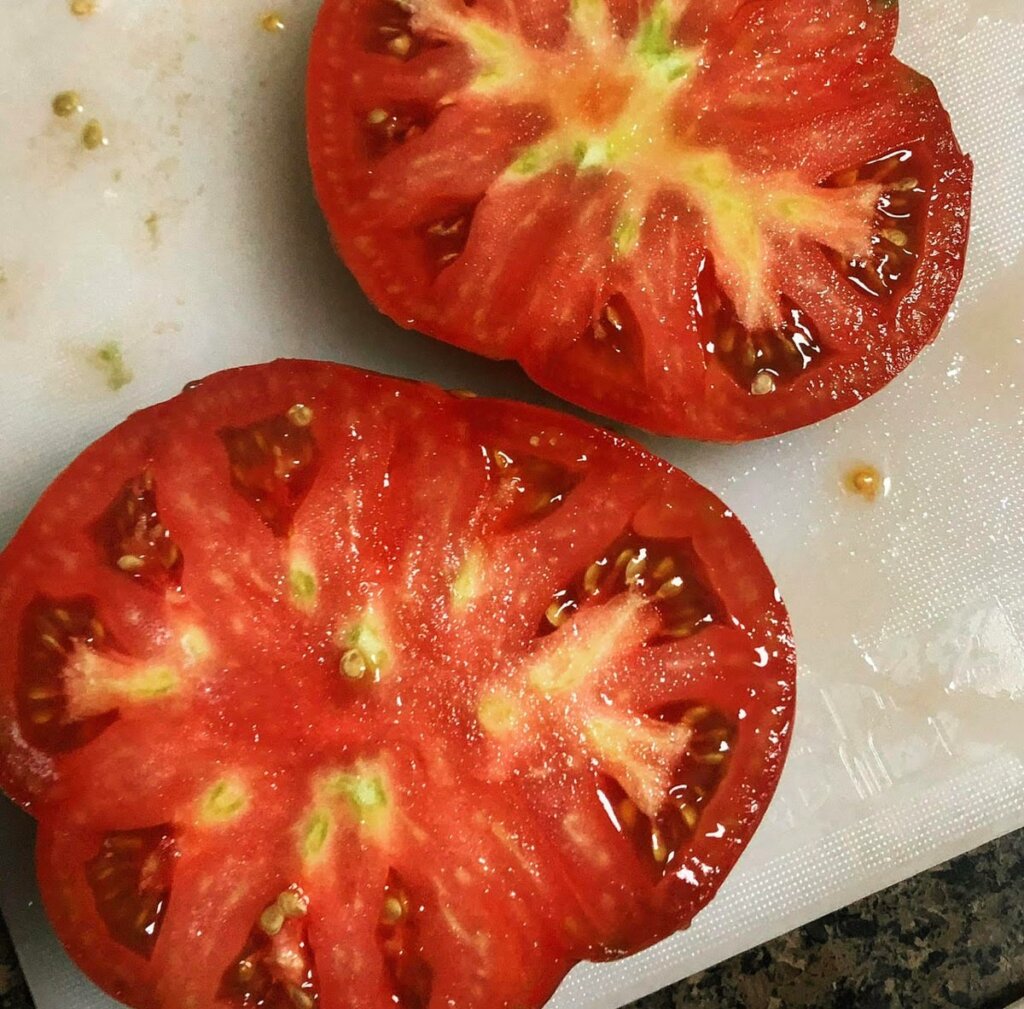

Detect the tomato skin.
[
  {"left": 308, "top": 0, "right": 972, "bottom": 440},
  {"left": 1, "top": 361, "right": 794, "bottom": 1009}
]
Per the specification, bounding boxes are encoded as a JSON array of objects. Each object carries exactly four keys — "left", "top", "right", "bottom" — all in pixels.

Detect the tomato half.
[
  {"left": 307, "top": 0, "right": 972, "bottom": 440},
  {"left": 0, "top": 361, "right": 794, "bottom": 1009}
]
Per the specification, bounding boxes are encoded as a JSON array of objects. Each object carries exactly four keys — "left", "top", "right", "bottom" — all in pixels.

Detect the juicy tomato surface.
[
  {"left": 0, "top": 361, "right": 794, "bottom": 1009},
  {"left": 308, "top": 0, "right": 972, "bottom": 440}
]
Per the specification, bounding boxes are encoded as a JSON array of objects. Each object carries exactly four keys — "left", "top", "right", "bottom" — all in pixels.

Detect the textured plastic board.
[{"left": 1, "top": 1, "right": 1023, "bottom": 1008}]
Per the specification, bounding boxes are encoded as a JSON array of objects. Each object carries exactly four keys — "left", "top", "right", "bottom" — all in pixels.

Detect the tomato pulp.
[
  {"left": 308, "top": 0, "right": 972, "bottom": 440},
  {"left": 0, "top": 361, "right": 793, "bottom": 1009}
]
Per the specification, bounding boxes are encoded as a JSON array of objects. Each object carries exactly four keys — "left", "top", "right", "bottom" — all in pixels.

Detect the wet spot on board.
[{"left": 145, "top": 212, "right": 160, "bottom": 247}]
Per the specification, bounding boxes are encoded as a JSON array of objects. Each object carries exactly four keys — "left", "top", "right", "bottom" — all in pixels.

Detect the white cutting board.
[{"left": 1, "top": 1, "right": 1023, "bottom": 1007}]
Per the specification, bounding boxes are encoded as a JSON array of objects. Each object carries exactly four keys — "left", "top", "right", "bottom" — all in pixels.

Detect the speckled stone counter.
[{"left": 1, "top": 830, "right": 1021, "bottom": 1009}]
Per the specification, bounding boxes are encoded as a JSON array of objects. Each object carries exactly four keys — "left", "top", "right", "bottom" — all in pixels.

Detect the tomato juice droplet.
[{"left": 844, "top": 463, "right": 887, "bottom": 502}]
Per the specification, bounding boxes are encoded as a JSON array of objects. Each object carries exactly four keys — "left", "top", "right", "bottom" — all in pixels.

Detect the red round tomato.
[
  {"left": 307, "top": 0, "right": 972, "bottom": 440},
  {"left": 0, "top": 361, "right": 794, "bottom": 1009}
]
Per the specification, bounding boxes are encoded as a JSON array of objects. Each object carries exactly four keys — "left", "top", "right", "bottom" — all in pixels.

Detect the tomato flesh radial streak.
[{"left": 399, "top": 0, "right": 880, "bottom": 331}]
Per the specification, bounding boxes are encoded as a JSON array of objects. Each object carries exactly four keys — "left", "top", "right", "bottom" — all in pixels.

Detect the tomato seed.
[
  {"left": 340, "top": 648, "right": 368, "bottom": 679},
  {"left": 287, "top": 403, "right": 314, "bottom": 427},
  {"left": 750, "top": 372, "right": 776, "bottom": 396},
  {"left": 650, "top": 829, "right": 669, "bottom": 863},
  {"left": 387, "top": 33, "right": 412, "bottom": 56},
  {"left": 381, "top": 895, "right": 405, "bottom": 924},
  {"left": 288, "top": 986, "right": 315, "bottom": 1009},
  {"left": 277, "top": 889, "right": 309, "bottom": 918},
  {"left": 544, "top": 598, "right": 574, "bottom": 628},
  {"left": 259, "top": 903, "right": 286, "bottom": 936}
]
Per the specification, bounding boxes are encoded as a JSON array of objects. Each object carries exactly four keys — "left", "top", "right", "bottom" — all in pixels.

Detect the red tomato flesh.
[
  {"left": 0, "top": 361, "right": 794, "bottom": 1009},
  {"left": 308, "top": 0, "right": 972, "bottom": 440}
]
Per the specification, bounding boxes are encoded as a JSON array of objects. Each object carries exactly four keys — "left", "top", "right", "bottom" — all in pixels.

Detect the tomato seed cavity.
[
  {"left": 17, "top": 596, "right": 116, "bottom": 752},
  {"left": 92, "top": 471, "right": 183, "bottom": 590},
  {"left": 366, "top": 0, "right": 444, "bottom": 60},
  {"left": 85, "top": 825, "right": 177, "bottom": 958},
  {"left": 363, "top": 102, "right": 438, "bottom": 159},
  {"left": 221, "top": 886, "right": 318, "bottom": 1009},
  {"left": 582, "top": 295, "right": 644, "bottom": 371},
  {"left": 598, "top": 704, "right": 735, "bottom": 878},
  {"left": 420, "top": 204, "right": 478, "bottom": 277},
  {"left": 377, "top": 870, "right": 433, "bottom": 1009},
  {"left": 696, "top": 257, "right": 825, "bottom": 393},
  {"left": 541, "top": 533, "right": 726, "bottom": 640},
  {"left": 822, "top": 148, "right": 929, "bottom": 300},
  {"left": 488, "top": 448, "right": 581, "bottom": 531},
  {"left": 219, "top": 409, "right": 321, "bottom": 537}
]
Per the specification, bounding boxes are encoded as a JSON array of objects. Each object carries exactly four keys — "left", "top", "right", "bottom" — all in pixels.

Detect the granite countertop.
[{"left": 1, "top": 829, "right": 1021, "bottom": 1009}]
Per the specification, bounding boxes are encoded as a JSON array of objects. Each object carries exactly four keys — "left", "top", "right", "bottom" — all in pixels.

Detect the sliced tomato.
[
  {"left": 308, "top": 0, "right": 972, "bottom": 440},
  {"left": 1, "top": 361, "right": 794, "bottom": 1009}
]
